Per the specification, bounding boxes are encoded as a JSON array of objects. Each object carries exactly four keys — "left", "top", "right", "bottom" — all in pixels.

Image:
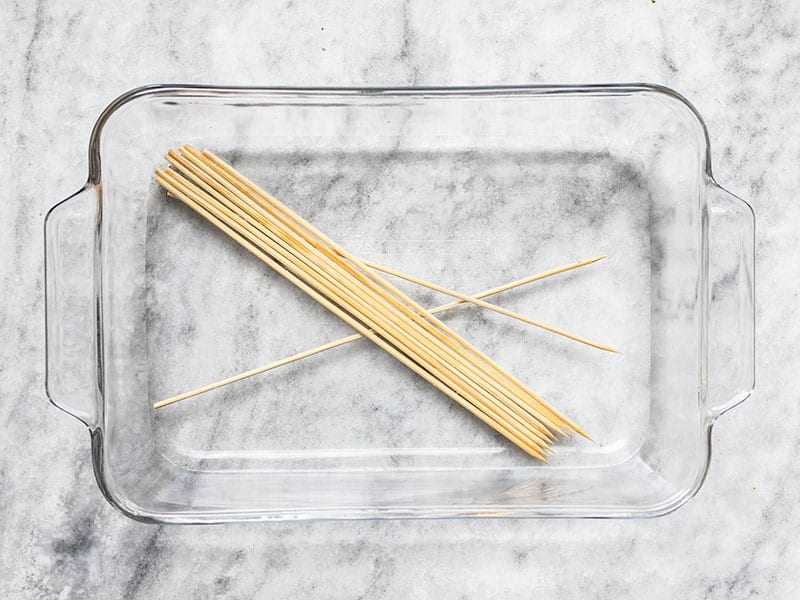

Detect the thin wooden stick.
[
  {"left": 153, "top": 256, "right": 607, "bottom": 408},
  {"left": 177, "top": 146, "right": 578, "bottom": 443},
  {"left": 195, "top": 148, "right": 586, "bottom": 435},
  {"left": 179, "top": 148, "right": 572, "bottom": 441},
  {"left": 156, "top": 166, "right": 552, "bottom": 458},
  {"left": 153, "top": 146, "right": 598, "bottom": 458},
  {"left": 171, "top": 151, "right": 566, "bottom": 439},
  {"left": 365, "top": 260, "right": 620, "bottom": 354}
]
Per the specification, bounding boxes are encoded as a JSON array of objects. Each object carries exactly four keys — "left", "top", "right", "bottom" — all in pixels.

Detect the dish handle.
[
  {"left": 706, "top": 182, "right": 755, "bottom": 419},
  {"left": 44, "top": 185, "right": 100, "bottom": 428}
]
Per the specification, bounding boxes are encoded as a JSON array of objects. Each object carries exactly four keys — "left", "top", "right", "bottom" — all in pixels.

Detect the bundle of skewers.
[{"left": 154, "top": 146, "right": 618, "bottom": 461}]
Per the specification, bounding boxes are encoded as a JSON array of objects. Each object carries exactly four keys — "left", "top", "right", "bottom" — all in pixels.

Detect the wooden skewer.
[
  {"left": 169, "top": 151, "right": 566, "bottom": 440},
  {"left": 153, "top": 146, "right": 597, "bottom": 458},
  {"left": 365, "top": 261, "right": 620, "bottom": 354},
  {"left": 180, "top": 147, "right": 579, "bottom": 442},
  {"left": 194, "top": 148, "right": 587, "bottom": 435},
  {"left": 153, "top": 256, "right": 607, "bottom": 408},
  {"left": 202, "top": 166, "right": 558, "bottom": 448},
  {"left": 156, "top": 166, "right": 553, "bottom": 458},
  {"left": 175, "top": 146, "right": 582, "bottom": 443},
  {"left": 159, "top": 165, "right": 556, "bottom": 448}
]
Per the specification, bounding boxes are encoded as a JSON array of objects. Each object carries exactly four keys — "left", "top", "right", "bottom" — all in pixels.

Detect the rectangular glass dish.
[{"left": 45, "top": 85, "right": 755, "bottom": 522}]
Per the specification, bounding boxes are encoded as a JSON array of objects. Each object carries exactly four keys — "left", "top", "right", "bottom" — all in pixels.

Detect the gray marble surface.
[{"left": 0, "top": 0, "right": 797, "bottom": 597}]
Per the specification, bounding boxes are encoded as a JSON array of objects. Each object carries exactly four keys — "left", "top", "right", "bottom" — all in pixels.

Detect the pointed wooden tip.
[{"left": 589, "top": 342, "right": 623, "bottom": 354}]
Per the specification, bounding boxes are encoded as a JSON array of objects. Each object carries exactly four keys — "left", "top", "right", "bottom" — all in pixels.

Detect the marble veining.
[{"left": 1, "top": 0, "right": 797, "bottom": 598}]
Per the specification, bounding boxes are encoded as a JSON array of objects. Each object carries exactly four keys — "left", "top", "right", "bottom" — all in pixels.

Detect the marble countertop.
[{"left": 1, "top": 0, "right": 797, "bottom": 597}]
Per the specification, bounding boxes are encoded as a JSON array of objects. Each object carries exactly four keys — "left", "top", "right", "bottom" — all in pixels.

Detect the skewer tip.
[{"left": 580, "top": 255, "right": 608, "bottom": 265}]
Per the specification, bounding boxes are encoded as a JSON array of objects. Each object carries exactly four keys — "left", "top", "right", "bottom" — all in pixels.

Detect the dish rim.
[{"left": 46, "top": 83, "right": 754, "bottom": 523}]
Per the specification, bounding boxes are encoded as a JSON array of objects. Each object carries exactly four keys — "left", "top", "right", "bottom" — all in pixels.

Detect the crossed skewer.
[{"left": 154, "top": 254, "right": 613, "bottom": 409}]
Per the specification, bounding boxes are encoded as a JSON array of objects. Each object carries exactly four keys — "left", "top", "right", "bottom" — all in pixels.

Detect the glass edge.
[{"left": 86, "top": 82, "right": 714, "bottom": 180}]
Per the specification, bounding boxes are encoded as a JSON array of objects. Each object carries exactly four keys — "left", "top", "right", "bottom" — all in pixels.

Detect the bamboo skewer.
[
  {"left": 181, "top": 150, "right": 560, "bottom": 419},
  {"left": 181, "top": 149, "right": 563, "bottom": 443},
  {"left": 164, "top": 157, "right": 565, "bottom": 439},
  {"left": 194, "top": 148, "right": 589, "bottom": 433},
  {"left": 154, "top": 146, "right": 598, "bottom": 458},
  {"left": 153, "top": 255, "right": 607, "bottom": 409},
  {"left": 364, "top": 260, "right": 620, "bottom": 354},
  {"left": 156, "top": 167, "right": 552, "bottom": 457},
  {"left": 174, "top": 147, "right": 581, "bottom": 442}
]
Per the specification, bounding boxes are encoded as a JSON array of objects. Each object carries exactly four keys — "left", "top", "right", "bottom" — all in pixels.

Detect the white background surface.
[{"left": 1, "top": 1, "right": 796, "bottom": 597}]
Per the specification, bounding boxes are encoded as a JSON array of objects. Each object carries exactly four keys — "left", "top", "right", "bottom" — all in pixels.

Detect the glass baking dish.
[{"left": 45, "top": 85, "right": 754, "bottom": 522}]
